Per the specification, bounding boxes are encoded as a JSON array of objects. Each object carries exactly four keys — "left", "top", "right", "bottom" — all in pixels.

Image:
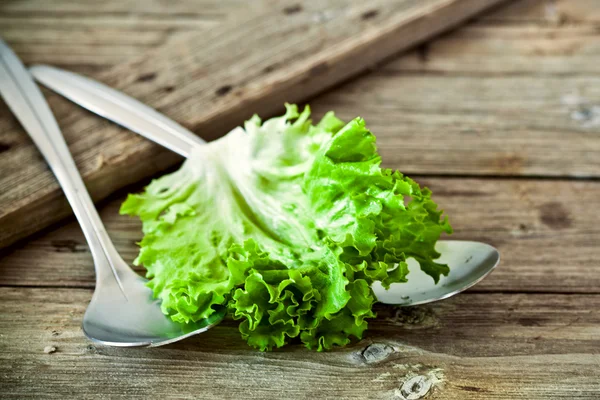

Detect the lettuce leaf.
[{"left": 121, "top": 104, "right": 451, "bottom": 351}]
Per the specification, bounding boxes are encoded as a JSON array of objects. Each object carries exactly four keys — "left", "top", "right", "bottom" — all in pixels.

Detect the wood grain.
[
  {"left": 385, "top": 24, "right": 600, "bottom": 76},
  {"left": 1, "top": 287, "right": 599, "bottom": 399},
  {"left": 0, "top": 0, "right": 509, "bottom": 250},
  {"left": 2, "top": 0, "right": 597, "bottom": 77},
  {"left": 0, "top": 0, "right": 235, "bottom": 75},
  {"left": 0, "top": 0, "right": 255, "bottom": 15},
  {"left": 479, "top": 0, "right": 600, "bottom": 23},
  {"left": 1, "top": 0, "right": 600, "bottom": 397},
  {"left": 2, "top": 177, "right": 598, "bottom": 294}
]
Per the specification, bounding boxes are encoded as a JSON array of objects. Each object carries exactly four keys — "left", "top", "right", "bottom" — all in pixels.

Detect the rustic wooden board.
[
  {"left": 480, "top": 0, "right": 600, "bottom": 23},
  {"left": 0, "top": 0, "right": 235, "bottom": 75},
  {"left": 385, "top": 24, "right": 600, "bottom": 76},
  {"left": 2, "top": 0, "right": 600, "bottom": 398},
  {"left": 1, "top": 287, "right": 599, "bottom": 399},
  {"left": 0, "top": 0, "right": 255, "bottom": 15},
  {"left": 0, "top": 0, "right": 509, "bottom": 250},
  {"left": 2, "top": 177, "right": 598, "bottom": 294},
  {"left": 2, "top": 0, "right": 597, "bottom": 77}
]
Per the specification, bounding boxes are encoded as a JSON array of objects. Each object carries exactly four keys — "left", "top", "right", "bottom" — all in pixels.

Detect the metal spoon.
[
  {"left": 29, "top": 64, "right": 500, "bottom": 306},
  {"left": 0, "top": 39, "right": 225, "bottom": 347},
  {"left": 372, "top": 240, "right": 499, "bottom": 306}
]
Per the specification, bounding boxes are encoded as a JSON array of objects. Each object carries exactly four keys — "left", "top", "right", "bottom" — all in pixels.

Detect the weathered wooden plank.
[
  {"left": 2, "top": 178, "right": 598, "bottom": 293},
  {"left": 1, "top": 287, "right": 599, "bottom": 399},
  {"left": 0, "top": 0, "right": 235, "bottom": 74},
  {"left": 3, "top": 0, "right": 590, "bottom": 22},
  {"left": 0, "top": 32, "right": 198, "bottom": 76},
  {"left": 1, "top": 0, "right": 597, "bottom": 79},
  {"left": 5, "top": 0, "right": 600, "bottom": 78},
  {"left": 385, "top": 24, "right": 600, "bottom": 76},
  {"left": 0, "top": 0, "right": 509, "bottom": 250},
  {"left": 0, "top": 0, "right": 247, "bottom": 15},
  {"left": 311, "top": 74, "right": 600, "bottom": 177},
  {"left": 480, "top": 0, "right": 600, "bottom": 24},
  {"left": 0, "top": 16, "right": 219, "bottom": 75}
]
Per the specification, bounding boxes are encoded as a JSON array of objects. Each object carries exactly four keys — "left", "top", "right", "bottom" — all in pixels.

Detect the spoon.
[
  {"left": 29, "top": 64, "right": 500, "bottom": 306},
  {"left": 0, "top": 39, "right": 225, "bottom": 347},
  {"left": 372, "top": 240, "right": 498, "bottom": 305}
]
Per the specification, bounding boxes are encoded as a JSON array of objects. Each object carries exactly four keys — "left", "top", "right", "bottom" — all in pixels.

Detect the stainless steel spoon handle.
[
  {"left": 0, "top": 39, "right": 122, "bottom": 280},
  {"left": 29, "top": 64, "right": 204, "bottom": 158}
]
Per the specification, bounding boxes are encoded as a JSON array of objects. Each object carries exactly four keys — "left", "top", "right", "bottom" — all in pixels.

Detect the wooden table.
[{"left": 1, "top": 0, "right": 599, "bottom": 398}]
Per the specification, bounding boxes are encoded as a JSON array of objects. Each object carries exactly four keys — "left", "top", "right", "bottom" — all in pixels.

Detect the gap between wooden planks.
[
  {"left": 0, "top": 287, "right": 599, "bottom": 399},
  {"left": 1, "top": 177, "right": 598, "bottom": 293},
  {"left": 0, "top": 0, "right": 510, "bottom": 250}
]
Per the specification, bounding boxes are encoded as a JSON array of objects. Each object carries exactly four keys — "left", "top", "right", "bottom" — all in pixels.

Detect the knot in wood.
[
  {"left": 399, "top": 375, "right": 432, "bottom": 399},
  {"left": 43, "top": 345, "right": 57, "bottom": 354},
  {"left": 361, "top": 342, "right": 394, "bottom": 363}
]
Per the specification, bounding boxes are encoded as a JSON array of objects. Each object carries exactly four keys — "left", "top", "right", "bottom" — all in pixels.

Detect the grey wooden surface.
[{"left": 1, "top": 0, "right": 599, "bottom": 398}]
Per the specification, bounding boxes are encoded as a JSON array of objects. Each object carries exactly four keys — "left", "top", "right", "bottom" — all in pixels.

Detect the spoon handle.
[
  {"left": 0, "top": 39, "right": 122, "bottom": 280},
  {"left": 29, "top": 64, "right": 204, "bottom": 158}
]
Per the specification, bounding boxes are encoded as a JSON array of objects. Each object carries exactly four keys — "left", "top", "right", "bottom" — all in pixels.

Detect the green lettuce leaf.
[{"left": 121, "top": 104, "right": 451, "bottom": 351}]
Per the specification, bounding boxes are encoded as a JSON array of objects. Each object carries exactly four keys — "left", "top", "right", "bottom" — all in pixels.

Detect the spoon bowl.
[
  {"left": 82, "top": 253, "right": 225, "bottom": 347},
  {"left": 373, "top": 240, "right": 499, "bottom": 306}
]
